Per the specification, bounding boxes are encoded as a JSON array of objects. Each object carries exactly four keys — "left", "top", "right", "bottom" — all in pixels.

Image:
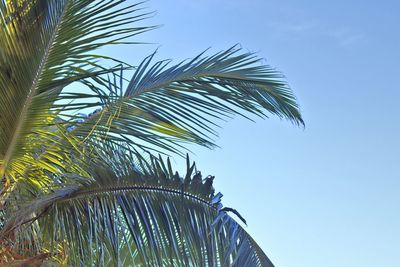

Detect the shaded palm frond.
[{"left": 1, "top": 152, "right": 273, "bottom": 266}]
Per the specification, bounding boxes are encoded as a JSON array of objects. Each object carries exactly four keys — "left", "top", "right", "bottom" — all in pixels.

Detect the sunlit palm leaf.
[{"left": 0, "top": 0, "right": 151, "bottom": 182}]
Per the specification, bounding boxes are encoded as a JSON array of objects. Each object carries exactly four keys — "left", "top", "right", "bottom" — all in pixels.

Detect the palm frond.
[
  {"left": 1, "top": 152, "right": 273, "bottom": 266},
  {"left": 0, "top": 0, "right": 152, "bottom": 183},
  {"left": 71, "top": 46, "right": 303, "bottom": 157}
]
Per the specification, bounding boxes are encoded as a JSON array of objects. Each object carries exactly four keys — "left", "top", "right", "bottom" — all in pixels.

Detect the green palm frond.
[
  {"left": 0, "top": 0, "right": 151, "bottom": 182},
  {"left": 2, "top": 153, "right": 273, "bottom": 266},
  {"left": 70, "top": 46, "right": 303, "bottom": 157}
]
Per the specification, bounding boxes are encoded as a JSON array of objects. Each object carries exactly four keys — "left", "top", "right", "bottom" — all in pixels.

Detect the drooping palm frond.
[
  {"left": 69, "top": 46, "right": 303, "bottom": 157},
  {"left": 0, "top": 0, "right": 152, "bottom": 183},
  {"left": 1, "top": 152, "right": 273, "bottom": 267}
]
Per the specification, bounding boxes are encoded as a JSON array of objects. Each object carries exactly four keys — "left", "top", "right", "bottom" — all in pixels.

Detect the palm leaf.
[
  {"left": 0, "top": 0, "right": 152, "bottom": 184},
  {"left": 1, "top": 152, "right": 273, "bottom": 266},
  {"left": 70, "top": 46, "right": 303, "bottom": 157}
]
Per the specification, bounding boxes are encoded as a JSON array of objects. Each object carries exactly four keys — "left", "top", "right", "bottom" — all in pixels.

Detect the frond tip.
[{"left": 126, "top": 45, "right": 304, "bottom": 126}]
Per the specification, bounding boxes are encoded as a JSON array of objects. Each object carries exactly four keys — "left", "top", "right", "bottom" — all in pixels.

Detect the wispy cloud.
[
  {"left": 268, "top": 19, "right": 365, "bottom": 48},
  {"left": 326, "top": 28, "right": 366, "bottom": 47},
  {"left": 269, "top": 21, "right": 317, "bottom": 35},
  {"left": 172, "top": 1, "right": 366, "bottom": 48}
]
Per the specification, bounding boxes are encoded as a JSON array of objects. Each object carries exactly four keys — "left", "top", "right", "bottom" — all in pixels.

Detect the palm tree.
[{"left": 0, "top": 0, "right": 303, "bottom": 266}]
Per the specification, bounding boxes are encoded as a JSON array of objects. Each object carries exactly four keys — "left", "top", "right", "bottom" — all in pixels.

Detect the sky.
[{"left": 104, "top": 1, "right": 400, "bottom": 266}]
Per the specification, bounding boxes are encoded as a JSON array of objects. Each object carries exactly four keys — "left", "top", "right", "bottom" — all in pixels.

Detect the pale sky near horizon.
[{"left": 104, "top": 1, "right": 400, "bottom": 266}]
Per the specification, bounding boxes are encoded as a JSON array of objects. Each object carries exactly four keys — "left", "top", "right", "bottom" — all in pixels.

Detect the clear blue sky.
[{"left": 106, "top": 1, "right": 400, "bottom": 266}]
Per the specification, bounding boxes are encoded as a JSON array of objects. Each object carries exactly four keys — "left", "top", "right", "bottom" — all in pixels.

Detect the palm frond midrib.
[
  {"left": 65, "top": 183, "right": 215, "bottom": 208},
  {"left": 1, "top": 0, "right": 69, "bottom": 172}
]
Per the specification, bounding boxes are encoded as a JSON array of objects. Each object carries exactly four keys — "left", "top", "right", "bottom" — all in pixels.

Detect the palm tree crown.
[{"left": 0, "top": 0, "right": 303, "bottom": 266}]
